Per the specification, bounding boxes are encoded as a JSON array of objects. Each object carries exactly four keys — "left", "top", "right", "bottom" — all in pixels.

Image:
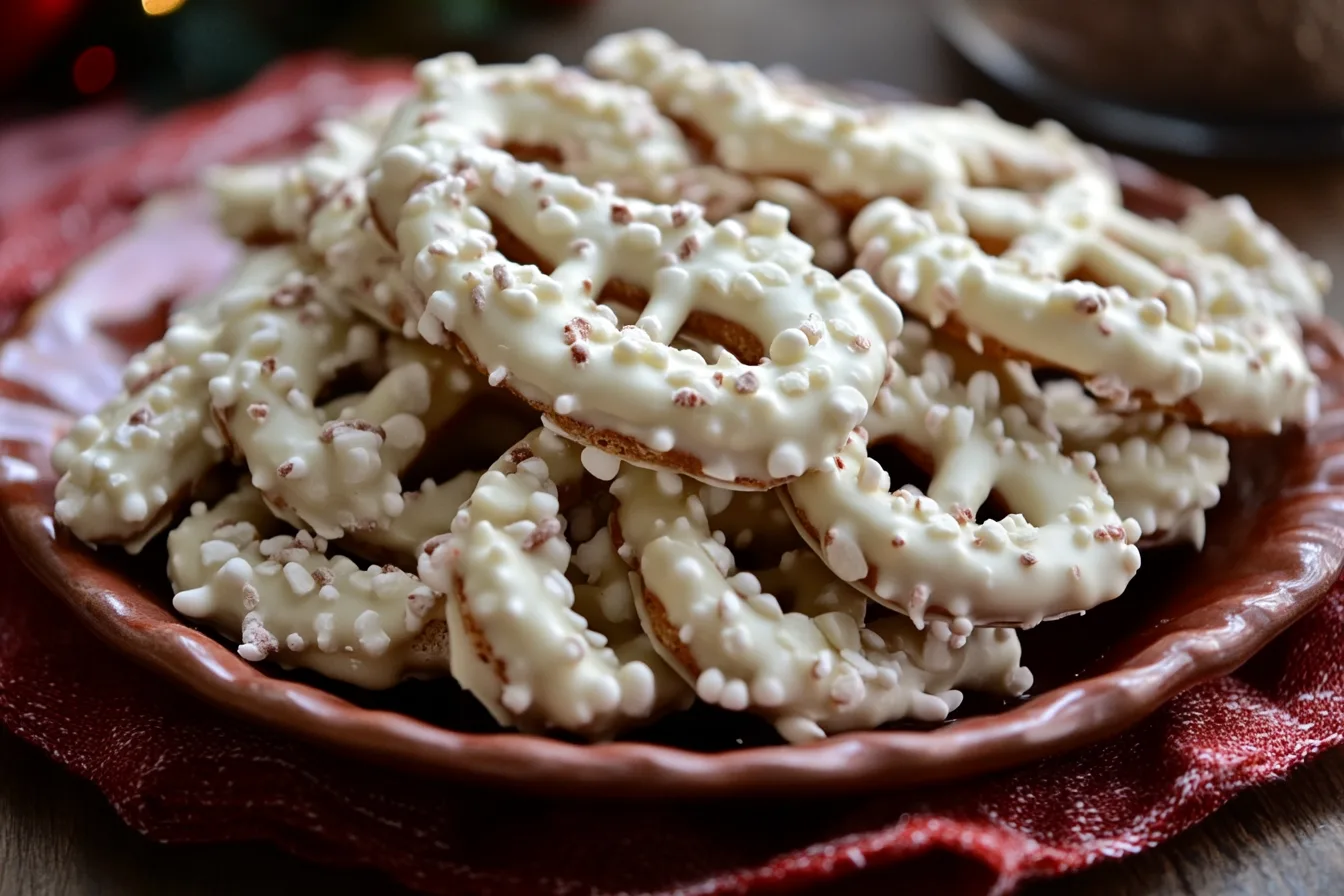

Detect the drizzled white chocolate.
[
  {"left": 168, "top": 484, "right": 447, "bottom": 689},
  {"left": 785, "top": 332, "right": 1143, "bottom": 628},
  {"left": 611, "top": 466, "right": 1032, "bottom": 742},
  {"left": 851, "top": 185, "right": 1319, "bottom": 434},
  {"left": 51, "top": 248, "right": 302, "bottom": 548},
  {"left": 368, "top": 52, "right": 693, "bottom": 234},
  {"left": 393, "top": 143, "right": 901, "bottom": 488},
  {"left": 418, "top": 428, "right": 689, "bottom": 738}
]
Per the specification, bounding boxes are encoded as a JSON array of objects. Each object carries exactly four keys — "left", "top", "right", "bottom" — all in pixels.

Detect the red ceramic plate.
[{"left": 4, "top": 167, "right": 1344, "bottom": 798}]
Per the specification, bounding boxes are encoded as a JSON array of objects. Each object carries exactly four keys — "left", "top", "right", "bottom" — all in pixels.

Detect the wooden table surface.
[{"left": 5, "top": 1, "right": 1344, "bottom": 893}]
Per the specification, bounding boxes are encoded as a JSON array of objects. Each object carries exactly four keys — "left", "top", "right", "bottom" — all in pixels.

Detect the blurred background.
[{"left": 4, "top": 0, "right": 1344, "bottom": 158}]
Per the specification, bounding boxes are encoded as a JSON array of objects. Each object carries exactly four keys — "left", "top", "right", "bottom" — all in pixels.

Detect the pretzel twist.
[
  {"left": 610, "top": 466, "right": 1032, "bottom": 742},
  {"left": 209, "top": 99, "right": 422, "bottom": 334},
  {"left": 586, "top": 30, "right": 1103, "bottom": 203},
  {"left": 368, "top": 53, "right": 693, "bottom": 236},
  {"left": 999, "top": 361, "right": 1230, "bottom": 547}
]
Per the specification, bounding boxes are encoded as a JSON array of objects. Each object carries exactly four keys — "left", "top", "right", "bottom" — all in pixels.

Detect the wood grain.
[{"left": 4, "top": 1, "right": 1344, "bottom": 893}]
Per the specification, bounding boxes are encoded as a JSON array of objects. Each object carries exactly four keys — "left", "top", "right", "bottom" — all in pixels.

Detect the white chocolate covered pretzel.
[
  {"left": 785, "top": 332, "right": 1143, "bottom": 628},
  {"left": 418, "top": 428, "right": 690, "bottom": 739},
  {"left": 942, "top": 171, "right": 1326, "bottom": 325},
  {"left": 908, "top": 322, "right": 1231, "bottom": 547},
  {"left": 851, "top": 185, "right": 1319, "bottom": 434},
  {"left": 586, "top": 30, "right": 1103, "bottom": 203},
  {"left": 168, "top": 484, "right": 447, "bottom": 689},
  {"left": 393, "top": 143, "right": 901, "bottom": 488},
  {"left": 1000, "top": 362, "right": 1230, "bottom": 547},
  {"left": 214, "top": 317, "right": 487, "bottom": 541},
  {"left": 209, "top": 99, "right": 422, "bottom": 335},
  {"left": 207, "top": 98, "right": 401, "bottom": 244},
  {"left": 610, "top": 466, "right": 1032, "bottom": 743},
  {"left": 206, "top": 267, "right": 387, "bottom": 538},
  {"left": 1182, "top": 195, "right": 1329, "bottom": 319},
  {"left": 368, "top": 52, "right": 692, "bottom": 235},
  {"left": 51, "top": 248, "right": 304, "bottom": 548}
]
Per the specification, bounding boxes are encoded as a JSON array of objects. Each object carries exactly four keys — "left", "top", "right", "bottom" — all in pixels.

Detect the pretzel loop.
[
  {"left": 851, "top": 180, "right": 1319, "bottom": 434},
  {"left": 785, "top": 332, "right": 1143, "bottom": 628}
]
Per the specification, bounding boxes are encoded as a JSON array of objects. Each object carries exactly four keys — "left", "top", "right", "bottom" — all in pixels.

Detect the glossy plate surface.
[{"left": 3, "top": 174, "right": 1344, "bottom": 799}]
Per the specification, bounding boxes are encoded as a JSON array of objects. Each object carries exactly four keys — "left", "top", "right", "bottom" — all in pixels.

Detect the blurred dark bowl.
[{"left": 929, "top": 0, "right": 1344, "bottom": 158}]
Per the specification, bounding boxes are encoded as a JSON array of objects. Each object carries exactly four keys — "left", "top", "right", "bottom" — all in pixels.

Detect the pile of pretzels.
[{"left": 50, "top": 32, "right": 1327, "bottom": 744}]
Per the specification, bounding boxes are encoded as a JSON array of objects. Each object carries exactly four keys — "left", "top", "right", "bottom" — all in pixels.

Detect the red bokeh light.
[{"left": 72, "top": 45, "right": 116, "bottom": 95}]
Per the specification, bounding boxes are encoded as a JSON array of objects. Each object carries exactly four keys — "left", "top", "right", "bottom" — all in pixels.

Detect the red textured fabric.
[{"left": 3, "top": 57, "right": 1344, "bottom": 896}]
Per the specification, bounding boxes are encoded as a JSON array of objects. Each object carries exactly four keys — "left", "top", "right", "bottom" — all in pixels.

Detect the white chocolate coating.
[
  {"left": 586, "top": 30, "right": 1102, "bottom": 200},
  {"left": 168, "top": 485, "right": 447, "bottom": 690},
  {"left": 286, "top": 110, "right": 425, "bottom": 335},
  {"left": 221, "top": 323, "right": 485, "bottom": 541},
  {"left": 610, "top": 466, "right": 1032, "bottom": 743},
  {"left": 1182, "top": 195, "right": 1329, "bottom": 319},
  {"left": 585, "top": 30, "right": 960, "bottom": 199},
  {"left": 418, "top": 428, "right": 689, "bottom": 739},
  {"left": 51, "top": 248, "right": 302, "bottom": 547},
  {"left": 851, "top": 186, "right": 1318, "bottom": 434},
  {"left": 1001, "top": 362, "right": 1230, "bottom": 547},
  {"left": 909, "top": 322, "right": 1231, "bottom": 547},
  {"left": 368, "top": 52, "right": 692, "bottom": 234},
  {"left": 393, "top": 143, "right": 901, "bottom": 488},
  {"left": 207, "top": 269, "right": 395, "bottom": 539},
  {"left": 785, "top": 333, "right": 1143, "bottom": 628},
  {"left": 341, "top": 472, "right": 478, "bottom": 567},
  {"left": 210, "top": 99, "right": 421, "bottom": 335},
  {"left": 208, "top": 98, "right": 401, "bottom": 244}
]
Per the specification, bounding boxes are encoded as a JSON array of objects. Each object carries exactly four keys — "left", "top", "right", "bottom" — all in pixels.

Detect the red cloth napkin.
[{"left": 3, "top": 57, "right": 1344, "bottom": 896}]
